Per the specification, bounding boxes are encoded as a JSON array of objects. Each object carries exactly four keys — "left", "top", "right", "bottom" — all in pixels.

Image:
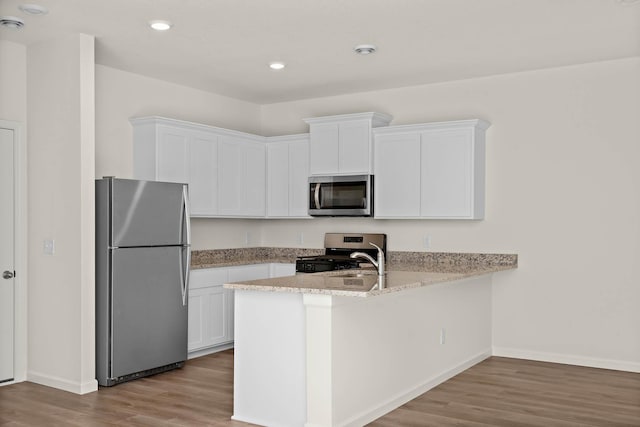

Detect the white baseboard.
[
  {"left": 339, "top": 348, "right": 492, "bottom": 427},
  {"left": 27, "top": 370, "right": 98, "bottom": 394},
  {"left": 492, "top": 346, "right": 640, "bottom": 373},
  {"left": 187, "top": 342, "right": 234, "bottom": 360}
]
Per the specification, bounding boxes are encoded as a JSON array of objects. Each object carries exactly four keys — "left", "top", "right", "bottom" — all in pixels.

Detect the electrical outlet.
[
  {"left": 245, "top": 232, "right": 251, "bottom": 246},
  {"left": 440, "top": 328, "right": 446, "bottom": 345},
  {"left": 298, "top": 232, "right": 304, "bottom": 245},
  {"left": 423, "top": 235, "right": 432, "bottom": 249},
  {"left": 43, "top": 239, "right": 55, "bottom": 255}
]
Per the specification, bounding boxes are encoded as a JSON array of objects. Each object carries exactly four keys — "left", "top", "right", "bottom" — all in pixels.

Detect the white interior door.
[{"left": 0, "top": 127, "right": 15, "bottom": 383}]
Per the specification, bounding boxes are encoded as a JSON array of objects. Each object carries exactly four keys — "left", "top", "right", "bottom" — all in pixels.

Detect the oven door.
[{"left": 308, "top": 175, "right": 373, "bottom": 216}]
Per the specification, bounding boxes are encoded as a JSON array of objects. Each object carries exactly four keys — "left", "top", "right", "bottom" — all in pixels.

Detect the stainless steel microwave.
[{"left": 308, "top": 175, "right": 373, "bottom": 217}]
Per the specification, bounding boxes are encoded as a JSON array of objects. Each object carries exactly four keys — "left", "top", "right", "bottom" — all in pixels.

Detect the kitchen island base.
[{"left": 232, "top": 274, "right": 493, "bottom": 427}]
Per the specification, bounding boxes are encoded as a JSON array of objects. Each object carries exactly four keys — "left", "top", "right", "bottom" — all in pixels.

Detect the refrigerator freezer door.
[
  {"left": 110, "top": 246, "right": 188, "bottom": 380},
  {"left": 111, "top": 179, "right": 187, "bottom": 247}
]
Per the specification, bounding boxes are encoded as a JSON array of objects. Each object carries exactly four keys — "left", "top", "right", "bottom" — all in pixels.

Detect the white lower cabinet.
[
  {"left": 270, "top": 263, "right": 296, "bottom": 278},
  {"left": 188, "top": 268, "right": 231, "bottom": 352},
  {"left": 188, "top": 263, "right": 294, "bottom": 356},
  {"left": 374, "top": 119, "right": 490, "bottom": 219}
]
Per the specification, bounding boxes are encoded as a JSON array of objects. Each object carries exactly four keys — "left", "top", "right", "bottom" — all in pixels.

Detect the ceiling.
[{"left": 1, "top": 0, "right": 639, "bottom": 104}]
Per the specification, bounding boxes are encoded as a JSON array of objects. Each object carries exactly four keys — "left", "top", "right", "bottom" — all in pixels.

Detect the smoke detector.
[
  {"left": 354, "top": 44, "right": 377, "bottom": 55},
  {"left": 0, "top": 16, "right": 25, "bottom": 29},
  {"left": 18, "top": 4, "right": 48, "bottom": 15}
]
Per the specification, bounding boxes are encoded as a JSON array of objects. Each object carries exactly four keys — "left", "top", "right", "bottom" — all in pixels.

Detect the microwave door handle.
[{"left": 314, "top": 183, "right": 321, "bottom": 209}]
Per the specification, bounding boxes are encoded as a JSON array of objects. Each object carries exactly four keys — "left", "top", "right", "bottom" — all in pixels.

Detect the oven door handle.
[{"left": 314, "top": 183, "right": 321, "bottom": 209}]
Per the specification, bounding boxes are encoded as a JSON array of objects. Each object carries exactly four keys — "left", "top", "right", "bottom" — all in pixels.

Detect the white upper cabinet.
[
  {"left": 266, "top": 135, "right": 310, "bottom": 218},
  {"left": 132, "top": 118, "right": 218, "bottom": 217},
  {"left": 132, "top": 115, "right": 490, "bottom": 221},
  {"left": 131, "top": 117, "right": 264, "bottom": 218},
  {"left": 218, "top": 135, "right": 266, "bottom": 217},
  {"left": 374, "top": 119, "right": 490, "bottom": 220},
  {"left": 266, "top": 141, "right": 289, "bottom": 217},
  {"left": 304, "top": 112, "right": 392, "bottom": 176},
  {"left": 374, "top": 132, "right": 422, "bottom": 217},
  {"left": 189, "top": 133, "right": 219, "bottom": 215}
]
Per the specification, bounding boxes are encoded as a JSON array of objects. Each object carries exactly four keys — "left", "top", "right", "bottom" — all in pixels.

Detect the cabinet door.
[
  {"left": 189, "top": 132, "right": 218, "bottom": 216},
  {"left": 156, "top": 126, "right": 189, "bottom": 184},
  {"left": 374, "top": 132, "right": 422, "bottom": 217},
  {"left": 187, "top": 287, "right": 207, "bottom": 351},
  {"left": 217, "top": 137, "right": 243, "bottom": 216},
  {"left": 309, "top": 123, "right": 339, "bottom": 175},
  {"left": 188, "top": 268, "right": 231, "bottom": 351},
  {"left": 339, "top": 120, "right": 370, "bottom": 174},
  {"left": 267, "top": 143, "right": 290, "bottom": 217},
  {"left": 188, "top": 286, "right": 228, "bottom": 350},
  {"left": 243, "top": 142, "right": 266, "bottom": 217},
  {"left": 289, "top": 140, "right": 310, "bottom": 217},
  {"left": 218, "top": 137, "right": 265, "bottom": 217},
  {"left": 421, "top": 129, "right": 473, "bottom": 218}
]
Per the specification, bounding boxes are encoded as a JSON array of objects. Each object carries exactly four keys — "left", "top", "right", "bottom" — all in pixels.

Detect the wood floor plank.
[{"left": 1, "top": 352, "right": 638, "bottom": 426}]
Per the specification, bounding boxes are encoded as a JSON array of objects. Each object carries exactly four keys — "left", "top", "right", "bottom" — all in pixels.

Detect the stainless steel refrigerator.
[{"left": 96, "top": 177, "right": 191, "bottom": 386}]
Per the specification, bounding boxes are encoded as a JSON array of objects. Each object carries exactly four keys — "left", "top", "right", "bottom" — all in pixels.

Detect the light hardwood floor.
[{"left": 0, "top": 351, "right": 638, "bottom": 426}]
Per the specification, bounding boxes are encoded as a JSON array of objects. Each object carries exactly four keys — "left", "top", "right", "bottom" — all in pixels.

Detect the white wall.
[
  {"left": 95, "top": 65, "right": 264, "bottom": 249},
  {"left": 27, "top": 34, "right": 97, "bottom": 393},
  {"left": 259, "top": 58, "right": 640, "bottom": 370},
  {"left": 0, "top": 41, "right": 27, "bottom": 122}
]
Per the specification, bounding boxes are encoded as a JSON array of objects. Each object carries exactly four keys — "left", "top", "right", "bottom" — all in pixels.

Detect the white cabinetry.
[
  {"left": 304, "top": 112, "right": 392, "bottom": 176},
  {"left": 132, "top": 118, "right": 218, "bottom": 216},
  {"left": 266, "top": 135, "right": 310, "bottom": 218},
  {"left": 374, "top": 119, "right": 489, "bottom": 219},
  {"left": 188, "top": 268, "right": 231, "bottom": 352},
  {"left": 188, "top": 263, "right": 295, "bottom": 356},
  {"left": 218, "top": 135, "right": 266, "bottom": 217},
  {"left": 270, "top": 262, "right": 296, "bottom": 278},
  {"left": 131, "top": 117, "right": 265, "bottom": 218}
]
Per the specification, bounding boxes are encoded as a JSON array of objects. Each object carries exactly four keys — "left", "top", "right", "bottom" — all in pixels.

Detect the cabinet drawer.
[{"left": 190, "top": 268, "right": 229, "bottom": 290}]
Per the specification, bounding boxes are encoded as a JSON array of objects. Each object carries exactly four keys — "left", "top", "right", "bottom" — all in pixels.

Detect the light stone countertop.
[
  {"left": 191, "top": 247, "right": 517, "bottom": 297},
  {"left": 223, "top": 262, "right": 517, "bottom": 297}
]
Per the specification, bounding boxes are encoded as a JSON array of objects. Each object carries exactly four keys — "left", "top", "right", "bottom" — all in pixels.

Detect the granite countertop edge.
[
  {"left": 191, "top": 247, "right": 518, "bottom": 297},
  {"left": 224, "top": 264, "right": 515, "bottom": 297},
  {"left": 191, "top": 247, "right": 518, "bottom": 269}
]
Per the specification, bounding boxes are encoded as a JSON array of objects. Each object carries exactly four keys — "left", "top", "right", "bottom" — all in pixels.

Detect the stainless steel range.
[{"left": 295, "top": 233, "right": 387, "bottom": 273}]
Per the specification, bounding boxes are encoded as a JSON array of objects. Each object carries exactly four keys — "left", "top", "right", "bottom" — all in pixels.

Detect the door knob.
[{"left": 2, "top": 271, "right": 13, "bottom": 279}]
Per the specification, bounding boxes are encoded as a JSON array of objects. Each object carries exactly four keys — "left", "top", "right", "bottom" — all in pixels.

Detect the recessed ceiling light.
[
  {"left": 149, "top": 20, "right": 172, "bottom": 31},
  {"left": 354, "top": 44, "right": 377, "bottom": 55},
  {"left": 18, "top": 4, "right": 48, "bottom": 15},
  {"left": 0, "top": 16, "right": 25, "bottom": 30},
  {"left": 269, "top": 62, "right": 286, "bottom": 70}
]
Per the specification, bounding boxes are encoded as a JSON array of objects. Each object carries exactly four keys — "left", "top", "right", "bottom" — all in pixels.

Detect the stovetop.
[{"left": 295, "top": 233, "right": 387, "bottom": 273}]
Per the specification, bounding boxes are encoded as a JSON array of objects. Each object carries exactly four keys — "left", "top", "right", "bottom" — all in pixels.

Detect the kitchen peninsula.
[{"left": 222, "top": 251, "right": 517, "bottom": 427}]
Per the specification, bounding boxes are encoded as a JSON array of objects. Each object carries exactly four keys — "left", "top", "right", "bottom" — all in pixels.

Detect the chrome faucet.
[{"left": 350, "top": 242, "right": 385, "bottom": 278}]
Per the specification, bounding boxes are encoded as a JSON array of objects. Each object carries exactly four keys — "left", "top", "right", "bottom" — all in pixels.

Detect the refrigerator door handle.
[
  {"left": 182, "top": 185, "right": 191, "bottom": 246},
  {"left": 181, "top": 185, "right": 191, "bottom": 306},
  {"left": 182, "top": 246, "right": 191, "bottom": 306}
]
